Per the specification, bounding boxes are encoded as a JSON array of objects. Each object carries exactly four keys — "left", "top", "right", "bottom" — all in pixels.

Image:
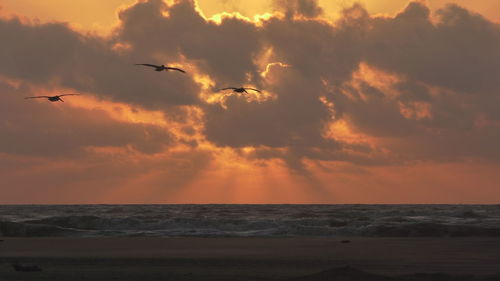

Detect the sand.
[{"left": 0, "top": 237, "right": 499, "bottom": 280}]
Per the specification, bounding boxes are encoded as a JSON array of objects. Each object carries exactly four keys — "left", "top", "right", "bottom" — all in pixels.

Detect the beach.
[{"left": 1, "top": 237, "right": 499, "bottom": 280}]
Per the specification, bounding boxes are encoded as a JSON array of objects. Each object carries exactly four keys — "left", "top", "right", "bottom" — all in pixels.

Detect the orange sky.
[
  {"left": 0, "top": 0, "right": 499, "bottom": 204},
  {"left": 2, "top": 0, "right": 500, "bottom": 33}
]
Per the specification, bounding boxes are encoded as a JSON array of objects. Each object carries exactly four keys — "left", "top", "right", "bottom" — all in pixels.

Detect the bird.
[
  {"left": 218, "top": 87, "right": 262, "bottom": 94},
  {"left": 135, "top": 63, "right": 186, "bottom": 73},
  {"left": 24, "top": 94, "right": 81, "bottom": 102}
]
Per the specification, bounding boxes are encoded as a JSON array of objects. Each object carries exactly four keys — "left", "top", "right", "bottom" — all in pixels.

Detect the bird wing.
[
  {"left": 245, "top": 88, "right": 262, "bottom": 93},
  {"left": 58, "top": 94, "right": 81, "bottom": 97},
  {"left": 165, "top": 67, "right": 186, "bottom": 73},
  {"left": 135, "top": 63, "right": 159, "bottom": 68},
  {"left": 25, "top": 96, "right": 50, "bottom": 99},
  {"left": 219, "top": 87, "right": 237, "bottom": 91}
]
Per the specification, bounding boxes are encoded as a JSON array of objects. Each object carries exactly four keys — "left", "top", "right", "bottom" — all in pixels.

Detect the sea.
[{"left": 0, "top": 205, "right": 499, "bottom": 238}]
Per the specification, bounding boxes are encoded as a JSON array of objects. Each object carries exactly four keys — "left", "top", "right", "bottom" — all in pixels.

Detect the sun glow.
[
  {"left": 326, "top": 119, "right": 373, "bottom": 145},
  {"left": 351, "top": 63, "right": 403, "bottom": 100},
  {"left": 66, "top": 94, "right": 169, "bottom": 127},
  {"left": 208, "top": 11, "right": 275, "bottom": 26}
]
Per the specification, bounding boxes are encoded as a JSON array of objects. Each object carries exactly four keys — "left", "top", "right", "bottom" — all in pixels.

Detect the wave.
[
  {"left": 0, "top": 221, "right": 84, "bottom": 237},
  {"left": 25, "top": 215, "right": 142, "bottom": 230},
  {"left": 0, "top": 205, "right": 499, "bottom": 238}
]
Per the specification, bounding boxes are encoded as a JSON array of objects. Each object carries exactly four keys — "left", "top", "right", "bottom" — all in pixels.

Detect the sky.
[{"left": 0, "top": 0, "right": 499, "bottom": 204}]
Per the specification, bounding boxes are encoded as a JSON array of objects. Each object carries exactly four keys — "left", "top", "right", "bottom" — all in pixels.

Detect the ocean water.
[{"left": 0, "top": 205, "right": 499, "bottom": 238}]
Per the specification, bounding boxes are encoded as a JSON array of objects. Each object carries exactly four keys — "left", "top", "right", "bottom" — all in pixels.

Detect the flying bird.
[
  {"left": 218, "top": 87, "right": 262, "bottom": 94},
  {"left": 25, "top": 94, "right": 81, "bottom": 102},
  {"left": 135, "top": 64, "right": 186, "bottom": 73}
]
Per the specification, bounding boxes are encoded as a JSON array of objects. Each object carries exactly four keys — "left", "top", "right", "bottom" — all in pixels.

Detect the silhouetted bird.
[
  {"left": 135, "top": 64, "right": 186, "bottom": 73},
  {"left": 25, "top": 94, "right": 81, "bottom": 102},
  {"left": 218, "top": 87, "right": 262, "bottom": 94}
]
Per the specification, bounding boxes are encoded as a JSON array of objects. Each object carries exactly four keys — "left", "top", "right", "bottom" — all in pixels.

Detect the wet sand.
[{"left": 0, "top": 237, "right": 499, "bottom": 280}]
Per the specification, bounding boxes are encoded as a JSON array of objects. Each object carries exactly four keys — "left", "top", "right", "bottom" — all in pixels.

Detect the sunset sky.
[{"left": 1, "top": 0, "right": 499, "bottom": 204}]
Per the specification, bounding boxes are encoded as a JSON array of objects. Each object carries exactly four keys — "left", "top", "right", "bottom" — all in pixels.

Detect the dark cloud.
[
  {"left": 0, "top": 80, "right": 172, "bottom": 157},
  {"left": 0, "top": 15, "right": 200, "bottom": 110},
  {"left": 273, "top": 0, "right": 323, "bottom": 19},
  {"left": 332, "top": 82, "right": 420, "bottom": 138},
  {"left": 0, "top": 0, "right": 499, "bottom": 170},
  {"left": 117, "top": 0, "right": 262, "bottom": 86},
  {"left": 365, "top": 2, "right": 500, "bottom": 95},
  {"left": 263, "top": 4, "right": 366, "bottom": 82},
  {"left": 203, "top": 69, "right": 330, "bottom": 147}
]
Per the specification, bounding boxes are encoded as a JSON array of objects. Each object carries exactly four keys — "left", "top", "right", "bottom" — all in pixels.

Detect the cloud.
[
  {"left": 117, "top": 0, "right": 263, "bottom": 86},
  {"left": 0, "top": 0, "right": 499, "bottom": 173},
  {"left": 0, "top": 14, "right": 201, "bottom": 110},
  {"left": 0, "top": 80, "right": 173, "bottom": 157},
  {"left": 203, "top": 68, "right": 331, "bottom": 147},
  {"left": 273, "top": 0, "right": 323, "bottom": 19},
  {"left": 0, "top": 77, "right": 213, "bottom": 204},
  {"left": 365, "top": 2, "right": 500, "bottom": 95},
  {"left": 1, "top": 0, "right": 500, "bottom": 203}
]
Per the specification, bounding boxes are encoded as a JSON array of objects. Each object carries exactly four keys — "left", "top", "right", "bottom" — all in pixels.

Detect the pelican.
[
  {"left": 218, "top": 87, "right": 262, "bottom": 94},
  {"left": 135, "top": 64, "right": 186, "bottom": 73},
  {"left": 25, "top": 94, "right": 81, "bottom": 102}
]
